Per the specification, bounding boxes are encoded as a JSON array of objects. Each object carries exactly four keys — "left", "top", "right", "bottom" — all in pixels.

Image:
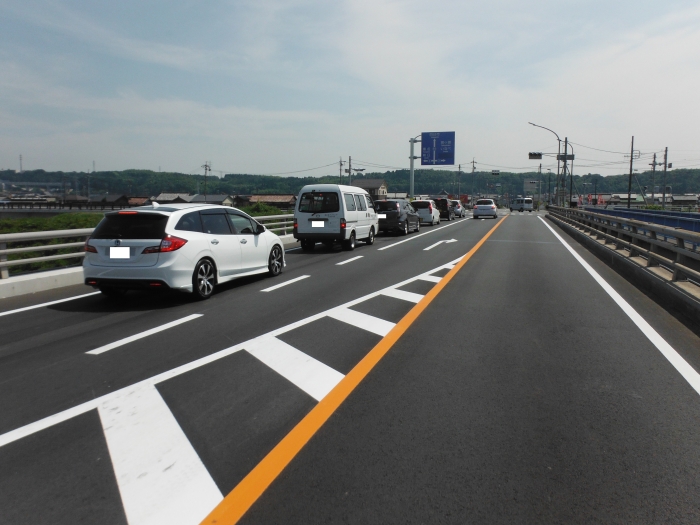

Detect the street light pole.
[{"left": 528, "top": 122, "right": 561, "bottom": 205}]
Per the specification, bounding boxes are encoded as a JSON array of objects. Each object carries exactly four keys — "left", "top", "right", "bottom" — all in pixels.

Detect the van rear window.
[
  {"left": 525, "top": 199, "right": 533, "bottom": 203},
  {"left": 92, "top": 213, "right": 168, "bottom": 239},
  {"left": 298, "top": 192, "right": 340, "bottom": 213}
]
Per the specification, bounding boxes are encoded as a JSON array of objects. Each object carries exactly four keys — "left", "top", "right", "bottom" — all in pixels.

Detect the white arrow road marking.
[{"left": 423, "top": 239, "right": 457, "bottom": 251}]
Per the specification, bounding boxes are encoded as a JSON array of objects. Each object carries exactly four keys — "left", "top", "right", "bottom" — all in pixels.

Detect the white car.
[
  {"left": 83, "top": 203, "right": 285, "bottom": 299},
  {"left": 473, "top": 199, "right": 498, "bottom": 219},
  {"left": 412, "top": 200, "right": 441, "bottom": 225}
]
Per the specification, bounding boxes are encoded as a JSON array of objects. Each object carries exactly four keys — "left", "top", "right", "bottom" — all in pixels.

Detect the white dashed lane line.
[
  {"left": 86, "top": 314, "right": 204, "bottom": 355},
  {"left": 0, "top": 292, "right": 100, "bottom": 318},
  {"left": 260, "top": 274, "right": 310, "bottom": 292},
  {"left": 336, "top": 256, "right": 363, "bottom": 266}
]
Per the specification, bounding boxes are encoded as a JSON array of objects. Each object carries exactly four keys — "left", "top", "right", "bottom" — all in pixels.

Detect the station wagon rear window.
[
  {"left": 298, "top": 192, "right": 340, "bottom": 213},
  {"left": 376, "top": 201, "right": 400, "bottom": 211},
  {"left": 412, "top": 201, "right": 430, "bottom": 209},
  {"left": 92, "top": 213, "right": 168, "bottom": 239},
  {"left": 476, "top": 200, "right": 494, "bottom": 205}
]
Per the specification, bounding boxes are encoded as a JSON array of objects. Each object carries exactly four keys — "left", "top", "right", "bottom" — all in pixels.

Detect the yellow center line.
[{"left": 200, "top": 215, "right": 509, "bottom": 525}]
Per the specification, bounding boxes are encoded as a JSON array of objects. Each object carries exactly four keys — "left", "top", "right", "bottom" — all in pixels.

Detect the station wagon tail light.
[
  {"left": 473, "top": 205, "right": 478, "bottom": 209},
  {"left": 428, "top": 204, "right": 433, "bottom": 213},
  {"left": 143, "top": 235, "right": 188, "bottom": 254},
  {"left": 340, "top": 218, "right": 346, "bottom": 230},
  {"left": 491, "top": 205, "right": 496, "bottom": 209},
  {"left": 118, "top": 211, "right": 138, "bottom": 215},
  {"left": 396, "top": 203, "right": 400, "bottom": 210},
  {"left": 84, "top": 238, "right": 97, "bottom": 253}
]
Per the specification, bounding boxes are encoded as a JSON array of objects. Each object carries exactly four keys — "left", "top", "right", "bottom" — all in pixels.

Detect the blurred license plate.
[
  {"left": 110, "top": 247, "right": 130, "bottom": 259},
  {"left": 377, "top": 214, "right": 386, "bottom": 219},
  {"left": 311, "top": 221, "right": 324, "bottom": 227}
]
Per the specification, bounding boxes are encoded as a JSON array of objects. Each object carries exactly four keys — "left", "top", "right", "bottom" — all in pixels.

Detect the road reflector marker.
[
  {"left": 86, "top": 314, "right": 203, "bottom": 355},
  {"left": 199, "top": 215, "right": 509, "bottom": 525}
]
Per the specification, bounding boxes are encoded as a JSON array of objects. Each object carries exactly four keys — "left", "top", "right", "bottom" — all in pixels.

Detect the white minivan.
[
  {"left": 294, "top": 184, "right": 379, "bottom": 251},
  {"left": 510, "top": 197, "right": 533, "bottom": 212}
]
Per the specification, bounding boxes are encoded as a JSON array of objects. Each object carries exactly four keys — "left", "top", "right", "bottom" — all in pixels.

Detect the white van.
[
  {"left": 510, "top": 197, "right": 533, "bottom": 212},
  {"left": 294, "top": 184, "right": 379, "bottom": 251}
]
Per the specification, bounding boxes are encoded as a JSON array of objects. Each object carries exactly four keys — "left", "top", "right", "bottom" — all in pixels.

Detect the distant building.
[
  {"left": 154, "top": 193, "right": 194, "bottom": 204},
  {"left": 128, "top": 197, "right": 151, "bottom": 207},
  {"left": 350, "top": 179, "right": 388, "bottom": 200},
  {"left": 247, "top": 194, "right": 297, "bottom": 209},
  {"left": 385, "top": 192, "right": 408, "bottom": 199},
  {"left": 189, "top": 194, "right": 234, "bottom": 206}
]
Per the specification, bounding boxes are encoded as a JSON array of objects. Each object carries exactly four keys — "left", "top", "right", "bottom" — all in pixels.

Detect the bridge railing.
[
  {"left": 548, "top": 206, "right": 700, "bottom": 284},
  {"left": 0, "top": 214, "right": 295, "bottom": 279}
]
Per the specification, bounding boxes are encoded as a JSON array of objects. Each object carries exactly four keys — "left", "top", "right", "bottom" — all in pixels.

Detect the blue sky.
[{"left": 2, "top": 0, "right": 700, "bottom": 176}]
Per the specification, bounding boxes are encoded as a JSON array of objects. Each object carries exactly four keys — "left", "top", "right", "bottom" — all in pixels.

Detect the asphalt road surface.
[{"left": 1, "top": 211, "right": 699, "bottom": 525}]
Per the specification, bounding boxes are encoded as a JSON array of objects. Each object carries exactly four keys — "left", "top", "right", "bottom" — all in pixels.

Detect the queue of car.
[{"left": 82, "top": 188, "right": 480, "bottom": 300}]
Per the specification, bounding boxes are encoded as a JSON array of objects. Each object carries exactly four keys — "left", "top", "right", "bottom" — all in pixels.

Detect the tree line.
[{"left": 2, "top": 167, "right": 698, "bottom": 198}]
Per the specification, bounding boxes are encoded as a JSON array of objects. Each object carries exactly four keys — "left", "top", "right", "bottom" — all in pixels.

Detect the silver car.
[
  {"left": 473, "top": 199, "right": 498, "bottom": 219},
  {"left": 83, "top": 203, "right": 285, "bottom": 300},
  {"left": 451, "top": 200, "right": 466, "bottom": 218}
]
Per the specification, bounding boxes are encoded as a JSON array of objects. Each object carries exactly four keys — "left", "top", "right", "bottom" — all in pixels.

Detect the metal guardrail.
[
  {"left": 0, "top": 214, "right": 294, "bottom": 279},
  {"left": 548, "top": 206, "right": 700, "bottom": 284},
  {"left": 582, "top": 207, "right": 700, "bottom": 233}
]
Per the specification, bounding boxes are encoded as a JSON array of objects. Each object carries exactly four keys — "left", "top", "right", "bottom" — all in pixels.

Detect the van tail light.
[
  {"left": 340, "top": 218, "right": 346, "bottom": 230},
  {"left": 143, "top": 235, "right": 188, "bottom": 254},
  {"left": 84, "top": 239, "right": 97, "bottom": 253}
]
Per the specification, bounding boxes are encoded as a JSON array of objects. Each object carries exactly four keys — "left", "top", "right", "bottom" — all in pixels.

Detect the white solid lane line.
[
  {"left": 86, "top": 314, "right": 203, "bottom": 355},
  {"left": 0, "top": 292, "right": 101, "bottom": 318},
  {"left": 377, "top": 218, "right": 468, "bottom": 251},
  {"left": 260, "top": 274, "right": 310, "bottom": 292},
  {"left": 99, "top": 385, "right": 222, "bottom": 525},
  {"left": 336, "top": 256, "right": 363, "bottom": 266},
  {"left": 245, "top": 336, "right": 344, "bottom": 402},
  {"left": 540, "top": 217, "right": 700, "bottom": 397}
]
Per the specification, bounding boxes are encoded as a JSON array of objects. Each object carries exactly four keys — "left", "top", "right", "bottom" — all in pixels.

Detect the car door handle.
[
  {"left": 240, "top": 239, "right": 247, "bottom": 244},
  {"left": 211, "top": 239, "right": 219, "bottom": 245}
]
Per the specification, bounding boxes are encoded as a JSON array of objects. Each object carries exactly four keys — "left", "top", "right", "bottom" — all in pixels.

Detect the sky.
[{"left": 1, "top": 0, "right": 700, "bottom": 177}]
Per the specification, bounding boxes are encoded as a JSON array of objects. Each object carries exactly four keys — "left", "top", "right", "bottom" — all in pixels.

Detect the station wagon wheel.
[
  {"left": 402, "top": 221, "right": 408, "bottom": 236},
  {"left": 268, "top": 245, "right": 283, "bottom": 276},
  {"left": 192, "top": 259, "right": 215, "bottom": 300},
  {"left": 414, "top": 219, "right": 420, "bottom": 232}
]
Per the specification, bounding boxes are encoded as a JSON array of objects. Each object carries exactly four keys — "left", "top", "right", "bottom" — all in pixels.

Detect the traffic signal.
[{"left": 529, "top": 152, "right": 543, "bottom": 160}]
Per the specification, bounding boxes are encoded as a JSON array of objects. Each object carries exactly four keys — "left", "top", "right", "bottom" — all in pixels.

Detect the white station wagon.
[{"left": 83, "top": 203, "right": 285, "bottom": 299}]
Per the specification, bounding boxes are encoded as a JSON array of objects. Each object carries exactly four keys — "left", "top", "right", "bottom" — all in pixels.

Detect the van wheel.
[
  {"left": 343, "top": 232, "right": 356, "bottom": 251},
  {"left": 365, "top": 228, "right": 375, "bottom": 245},
  {"left": 268, "top": 245, "right": 283, "bottom": 276},
  {"left": 192, "top": 259, "right": 215, "bottom": 300},
  {"left": 301, "top": 239, "right": 314, "bottom": 251}
]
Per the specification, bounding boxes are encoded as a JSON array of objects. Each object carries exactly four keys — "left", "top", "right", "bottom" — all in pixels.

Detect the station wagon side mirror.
[{"left": 255, "top": 222, "right": 265, "bottom": 234}]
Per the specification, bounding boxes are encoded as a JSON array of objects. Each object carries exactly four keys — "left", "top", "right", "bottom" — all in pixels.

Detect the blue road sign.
[{"left": 421, "top": 131, "right": 455, "bottom": 166}]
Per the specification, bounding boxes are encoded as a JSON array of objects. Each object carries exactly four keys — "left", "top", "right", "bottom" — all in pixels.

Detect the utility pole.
[
  {"left": 339, "top": 157, "right": 344, "bottom": 184},
  {"left": 457, "top": 164, "right": 461, "bottom": 199},
  {"left": 348, "top": 156, "right": 352, "bottom": 185},
  {"left": 471, "top": 158, "right": 476, "bottom": 206},
  {"left": 538, "top": 163, "right": 542, "bottom": 210},
  {"left": 202, "top": 161, "right": 211, "bottom": 200},
  {"left": 564, "top": 137, "right": 571, "bottom": 207},
  {"left": 409, "top": 136, "right": 421, "bottom": 200},
  {"left": 662, "top": 147, "right": 668, "bottom": 210},
  {"left": 649, "top": 153, "right": 661, "bottom": 206},
  {"left": 627, "top": 136, "right": 634, "bottom": 209},
  {"left": 19, "top": 155, "right": 22, "bottom": 173},
  {"left": 93, "top": 160, "right": 95, "bottom": 173}
]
